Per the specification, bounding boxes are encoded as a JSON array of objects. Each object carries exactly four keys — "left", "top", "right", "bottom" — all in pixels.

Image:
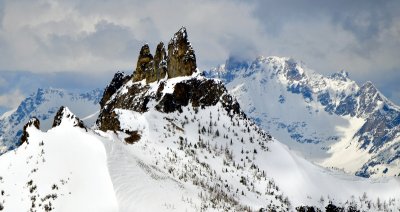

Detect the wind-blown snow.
[{"left": 0, "top": 117, "right": 118, "bottom": 211}]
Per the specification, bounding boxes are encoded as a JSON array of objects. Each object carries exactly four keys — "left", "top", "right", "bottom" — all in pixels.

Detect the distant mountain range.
[
  {"left": 205, "top": 56, "right": 400, "bottom": 178},
  {"left": 0, "top": 88, "right": 102, "bottom": 153}
]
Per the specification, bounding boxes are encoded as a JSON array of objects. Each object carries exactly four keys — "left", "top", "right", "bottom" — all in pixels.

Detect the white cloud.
[{"left": 0, "top": 89, "right": 24, "bottom": 109}]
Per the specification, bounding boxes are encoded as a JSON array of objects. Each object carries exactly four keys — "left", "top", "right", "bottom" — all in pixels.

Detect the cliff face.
[
  {"left": 166, "top": 27, "right": 197, "bottom": 78},
  {"left": 132, "top": 27, "right": 197, "bottom": 83}
]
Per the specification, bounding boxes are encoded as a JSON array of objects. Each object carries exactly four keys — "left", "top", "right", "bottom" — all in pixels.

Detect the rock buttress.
[{"left": 133, "top": 44, "right": 154, "bottom": 82}]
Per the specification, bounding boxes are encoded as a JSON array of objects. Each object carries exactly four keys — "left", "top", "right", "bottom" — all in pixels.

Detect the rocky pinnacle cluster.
[{"left": 132, "top": 27, "right": 197, "bottom": 83}]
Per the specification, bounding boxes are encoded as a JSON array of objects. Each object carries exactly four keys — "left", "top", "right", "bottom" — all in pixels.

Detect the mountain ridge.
[
  {"left": 0, "top": 88, "right": 102, "bottom": 154},
  {"left": 204, "top": 56, "right": 400, "bottom": 177}
]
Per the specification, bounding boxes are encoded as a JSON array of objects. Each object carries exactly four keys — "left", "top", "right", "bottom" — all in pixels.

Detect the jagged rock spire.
[
  {"left": 167, "top": 27, "right": 197, "bottom": 78},
  {"left": 152, "top": 42, "right": 167, "bottom": 82},
  {"left": 145, "top": 42, "right": 167, "bottom": 83},
  {"left": 133, "top": 44, "right": 154, "bottom": 82},
  {"left": 132, "top": 27, "right": 197, "bottom": 83}
]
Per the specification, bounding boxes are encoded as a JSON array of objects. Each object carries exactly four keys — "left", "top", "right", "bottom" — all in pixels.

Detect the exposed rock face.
[
  {"left": 97, "top": 77, "right": 243, "bottom": 133},
  {"left": 146, "top": 42, "right": 167, "bottom": 83},
  {"left": 20, "top": 118, "right": 40, "bottom": 144},
  {"left": 96, "top": 83, "right": 151, "bottom": 132},
  {"left": 132, "top": 27, "right": 197, "bottom": 83},
  {"left": 133, "top": 44, "right": 154, "bottom": 82},
  {"left": 100, "top": 71, "right": 131, "bottom": 108},
  {"left": 155, "top": 78, "right": 240, "bottom": 115},
  {"left": 167, "top": 27, "right": 197, "bottom": 78},
  {"left": 124, "top": 131, "right": 141, "bottom": 144},
  {"left": 52, "top": 106, "right": 86, "bottom": 129}
]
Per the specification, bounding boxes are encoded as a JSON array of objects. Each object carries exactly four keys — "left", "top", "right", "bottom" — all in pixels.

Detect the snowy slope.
[
  {"left": 0, "top": 76, "right": 399, "bottom": 211},
  {"left": 0, "top": 88, "right": 102, "bottom": 154},
  {"left": 0, "top": 108, "right": 118, "bottom": 211},
  {"left": 96, "top": 72, "right": 291, "bottom": 211},
  {"left": 205, "top": 56, "right": 400, "bottom": 178},
  {"left": 95, "top": 67, "right": 400, "bottom": 211}
]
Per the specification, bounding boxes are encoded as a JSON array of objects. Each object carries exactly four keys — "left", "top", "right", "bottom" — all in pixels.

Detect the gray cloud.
[
  {"left": 0, "top": 0, "right": 399, "bottom": 107},
  {"left": 0, "top": 89, "right": 24, "bottom": 111},
  {"left": 219, "top": 33, "right": 260, "bottom": 61},
  {"left": 0, "top": 1, "right": 4, "bottom": 29},
  {"left": 252, "top": 0, "right": 400, "bottom": 57},
  {"left": 253, "top": 0, "right": 397, "bottom": 41}
]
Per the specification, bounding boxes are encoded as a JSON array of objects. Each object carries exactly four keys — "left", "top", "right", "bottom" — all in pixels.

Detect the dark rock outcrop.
[
  {"left": 20, "top": 118, "right": 40, "bottom": 144},
  {"left": 100, "top": 71, "right": 131, "bottom": 108},
  {"left": 96, "top": 83, "right": 151, "bottom": 132},
  {"left": 124, "top": 130, "right": 141, "bottom": 144},
  {"left": 132, "top": 27, "right": 196, "bottom": 83},
  {"left": 97, "top": 77, "right": 243, "bottom": 132},
  {"left": 155, "top": 78, "right": 226, "bottom": 113}
]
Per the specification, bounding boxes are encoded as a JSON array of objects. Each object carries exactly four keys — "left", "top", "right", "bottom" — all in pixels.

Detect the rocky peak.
[
  {"left": 132, "top": 27, "right": 197, "bottom": 84},
  {"left": 97, "top": 28, "right": 243, "bottom": 141},
  {"left": 20, "top": 117, "right": 40, "bottom": 144},
  {"left": 143, "top": 42, "right": 168, "bottom": 84},
  {"left": 52, "top": 106, "right": 86, "bottom": 129},
  {"left": 167, "top": 27, "right": 197, "bottom": 78}
]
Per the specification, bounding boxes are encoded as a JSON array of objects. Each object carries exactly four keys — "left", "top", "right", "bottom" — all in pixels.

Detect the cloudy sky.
[{"left": 0, "top": 0, "right": 399, "bottom": 113}]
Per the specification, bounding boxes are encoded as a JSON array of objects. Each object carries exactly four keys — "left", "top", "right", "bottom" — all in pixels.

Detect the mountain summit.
[{"left": 132, "top": 27, "right": 197, "bottom": 83}]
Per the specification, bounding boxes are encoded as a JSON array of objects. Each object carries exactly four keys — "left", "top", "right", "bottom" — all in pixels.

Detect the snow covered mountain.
[
  {"left": 0, "top": 28, "right": 399, "bottom": 211},
  {"left": 0, "top": 88, "right": 103, "bottom": 154},
  {"left": 204, "top": 56, "right": 400, "bottom": 178}
]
